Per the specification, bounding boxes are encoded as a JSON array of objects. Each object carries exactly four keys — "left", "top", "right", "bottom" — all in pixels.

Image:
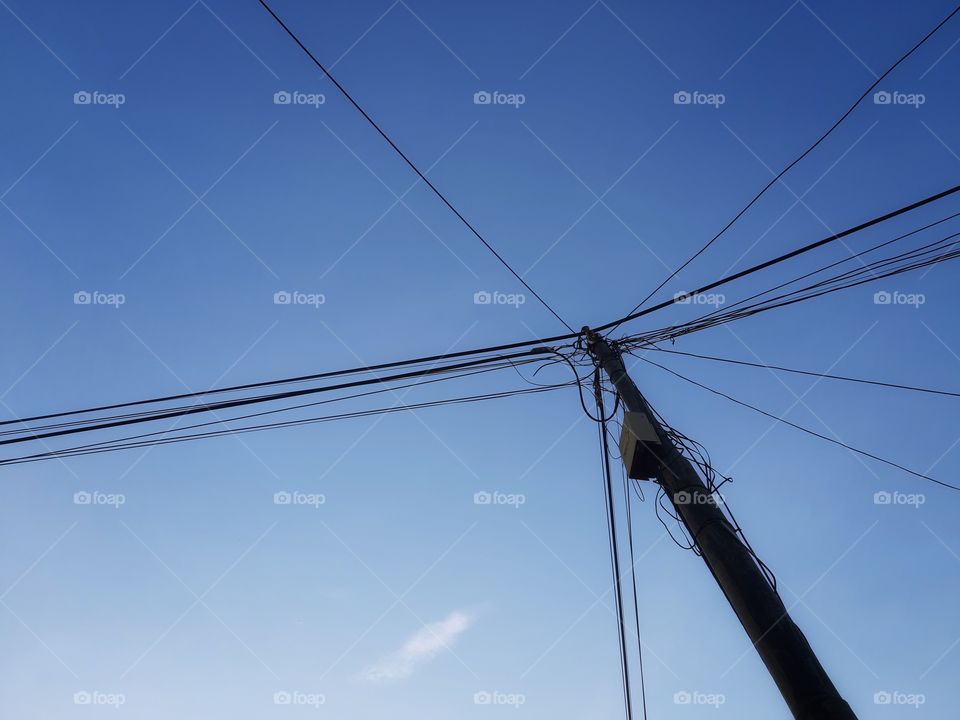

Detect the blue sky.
[{"left": 2, "top": 0, "right": 960, "bottom": 717}]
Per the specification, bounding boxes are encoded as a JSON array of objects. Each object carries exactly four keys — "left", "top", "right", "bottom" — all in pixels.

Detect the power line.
[
  {"left": 256, "top": 0, "right": 574, "bottom": 333},
  {"left": 1, "top": 359, "right": 554, "bottom": 462},
  {"left": 597, "top": 182, "right": 960, "bottom": 335},
  {"left": 639, "top": 356, "right": 960, "bottom": 492},
  {"left": 620, "top": 2, "right": 960, "bottom": 321},
  {"left": 6, "top": 182, "right": 959, "bottom": 437},
  {"left": 649, "top": 347, "right": 960, "bottom": 399},
  {"left": 0, "top": 383, "right": 572, "bottom": 466},
  {"left": 594, "top": 371, "right": 635, "bottom": 720},
  {"left": 0, "top": 350, "right": 558, "bottom": 447},
  {"left": 626, "top": 231, "right": 960, "bottom": 344}
]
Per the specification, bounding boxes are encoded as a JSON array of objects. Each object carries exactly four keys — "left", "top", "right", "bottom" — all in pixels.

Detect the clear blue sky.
[{"left": 2, "top": 0, "right": 960, "bottom": 717}]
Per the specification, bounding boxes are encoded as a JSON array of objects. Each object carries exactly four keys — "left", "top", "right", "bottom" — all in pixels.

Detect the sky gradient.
[{"left": 2, "top": 0, "right": 960, "bottom": 717}]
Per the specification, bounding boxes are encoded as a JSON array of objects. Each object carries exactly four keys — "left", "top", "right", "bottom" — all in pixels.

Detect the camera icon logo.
[
  {"left": 274, "top": 91, "right": 292, "bottom": 105},
  {"left": 873, "top": 91, "right": 892, "bottom": 105},
  {"left": 873, "top": 290, "right": 892, "bottom": 305},
  {"left": 274, "top": 291, "right": 291, "bottom": 305},
  {"left": 73, "top": 691, "right": 92, "bottom": 705},
  {"left": 474, "top": 691, "right": 492, "bottom": 705},
  {"left": 473, "top": 91, "right": 492, "bottom": 105},
  {"left": 74, "top": 291, "right": 92, "bottom": 305},
  {"left": 673, "top": 90, "right": 692, "bottom": 105},
  {"left": 673, "top": 690, "right": 692, "bottom": 704},
  {"left": 273, "top": 691, "right": 292, "bottom": 705},
  {"left": 274, "top": 491, "right": 292, "bottom": 505},
  {"left": 73, "top": 91, "right": 92, "bottom": 105},
  {"left": 74, "top": 491, "right": 92, "bottom": 505},
  {"left": 674, "top": 491, "right": 692, "bottom": 505},
  {"left": 873, "top": 491, "right": 892, "bottom": 505},
  {"left": 473, "top": 290, "right": 492, "bottom": 305},
  {"left": 874, "top": 691, "right": 892, "bottom": 705},
  {"left": 473, "top": 491, "right": 492, "bottom": 505}
]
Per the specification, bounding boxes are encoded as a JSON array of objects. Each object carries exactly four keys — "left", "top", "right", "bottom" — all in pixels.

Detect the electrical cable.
[
  {"left": 619, "top": 2, "right": 960, "bottom": 321},
  {"left": 256, "top": 0, "right": 574, "bottom": 333},
  {"left": 594, "top": 370, "right": 635, "bottom": 720},
  {"left": 0, "top": 349, "right": 557, "bottom": 447},
  {"left": 639, "top": 356, "right": 960, "bottom": 492},
  {"left": 598, "top": 181, "right": 960, "bottom": 335},
  {"left": 0, "top": 382, "right": 574, "bottom": 466},
  {"left": 649, "top": 346, "right": 960, "bottom": 399},
  {"left": 7, "top": 182, "right": 960, "bottom": 437}
]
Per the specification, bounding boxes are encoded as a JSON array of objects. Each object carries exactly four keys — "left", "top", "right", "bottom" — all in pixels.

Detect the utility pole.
[{"left": 584, "top": 328, "right": 857, "bottom": 720}]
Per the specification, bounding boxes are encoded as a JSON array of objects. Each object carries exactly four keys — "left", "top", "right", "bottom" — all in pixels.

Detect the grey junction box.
[{"left": 618, "top": 411, "right": 662, "bottom": 480}]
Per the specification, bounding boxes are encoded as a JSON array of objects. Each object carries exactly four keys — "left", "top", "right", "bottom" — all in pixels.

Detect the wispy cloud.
[{"left": 362, "top": 611, "right": 473, "bottom": 681}]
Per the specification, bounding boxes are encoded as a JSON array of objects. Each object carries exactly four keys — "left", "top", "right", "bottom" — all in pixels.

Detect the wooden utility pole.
[{"left": 584, "top": 328, "right": 857, "bottom": 719}]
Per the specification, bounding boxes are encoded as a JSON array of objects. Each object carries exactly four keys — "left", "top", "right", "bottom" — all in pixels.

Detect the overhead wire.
[
  {"left": 6, "top": 182, "right": 960, "bottom": 445},
  {"left": 0, "top": 382, "right": 575, "bottom": 466},
  {"left": 256, "top": 0, "right": 574, "bottom": 333},
  {"left": 648, "top": 346, "right": 960, "bottom": 399},
  {"left": 616, "top": 2, "right": 960, "bottom": 324},
  {"left": 638, "top": 356, "right": 960, "bottom": 492},
  {"left": 0, "top": 349, "right": 558, "bottom": 447},
  {"left": 593, "top": 369, "right": 636, "bottom": 720}
]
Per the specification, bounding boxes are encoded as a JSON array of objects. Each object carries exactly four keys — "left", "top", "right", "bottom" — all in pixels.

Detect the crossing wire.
[
  {"left": 649, "top": 347, "right": 960, "bottom": 399},
  {"left": 4, "top": 181, "right": 960, "bottom": 438},
  {"left": 617, "top": 2, "right": 960, "bottom": 324},
  {"left": 638, "top": 356, "right": 960, "bottom": 492},
  {"left": 256, "top": 0, "right": 574, "bottom": 333}
]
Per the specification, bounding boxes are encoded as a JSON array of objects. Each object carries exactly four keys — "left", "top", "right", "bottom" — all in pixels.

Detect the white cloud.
[{"left": 362, "top": 611, "right": 473, "bottom": 681}]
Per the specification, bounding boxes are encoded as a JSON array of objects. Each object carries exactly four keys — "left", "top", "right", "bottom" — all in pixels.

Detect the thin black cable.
[
  {"left": 621, "top": 2, "right": 960, "bottom": 321},
  {"left": 0, "top": 350, "right": 554, "bottom": 447},
  {"left": 639, "top": 356, "right": 960, "bottom": 492},
  {"left": 621, "top": 444, "right": 649, "bottom": 719},
  {"left": 0, "top": 383, "right": 573, "bottom": 466},
  {"left": 594, "top": 370, "right": 635, "bottom": 720},
  {"left": 7, "top": 181, "right": 960, "bottom": 434},
  {"left": 256, "top": 0, "right": 573, "bottom": 333},
  {"left": 651, "top": 347, "right": 960, "bottom": 399},
  {"left": 597, "top": 181, "right": 960, "bottom": 335},
  {"left": 1, "top": 360, "right": 551, "bottom": 463}
]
